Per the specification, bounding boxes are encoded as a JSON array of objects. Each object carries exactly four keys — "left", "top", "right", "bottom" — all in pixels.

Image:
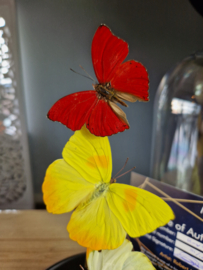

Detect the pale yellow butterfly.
[{"left": 87, "top": 239, "right": 155, "bottom": 270}]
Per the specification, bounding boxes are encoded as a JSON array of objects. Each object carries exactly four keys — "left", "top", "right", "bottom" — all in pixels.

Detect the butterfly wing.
[
  {"left": 47, "top": 91, "right": 98, "bottom": 130},
  {"left": 42, "top": 126, "right": 112, "bottom": 213},
  {"left": 42, "top": 159, "right": 95, "bottom": 214},
  {"left": 87, "top": 239, "right": 132, "bottom": 270},
  {"left": 92, "top": 24, "right": 129, "bottom": 84},
  {"left": 123, "top": 252, "right": 155, "bottom": 270},
  {"left": 67, "top": 195, "right": 126, "bottom": 250},
  {"left": 92, "top": 25, "right": 149, "bottom": 102},
  {"left": 86, "top": 99, "right": 129, "bottom": 136},
  {"left": 48, "top": 90, "right": 129, "bottom": 136},
  {"left": 62, "top": 125, "right": 112, "bottom": 184},
  {"left": 111, "top": 61, "right": 149, "bottom": 102},
  {"left": 107, "top": 183, "right": 175, "bottom": 237}
]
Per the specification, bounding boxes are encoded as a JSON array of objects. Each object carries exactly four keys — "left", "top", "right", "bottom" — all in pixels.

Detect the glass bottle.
[{"left": 151, "top": 51, "right": 203, "bottom": 195}]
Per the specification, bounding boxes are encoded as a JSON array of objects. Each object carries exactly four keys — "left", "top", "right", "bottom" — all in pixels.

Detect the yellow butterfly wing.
[
  {"left": 67, "top": 195, "right": 126, "bottom": 250},
  {"left": 107, "top": 183, "right": 175, "bottom": 237},
  {"left": 42, "top": 159, "right": 95, "bottom": 214},
  {"left": 62, "top": 125, "right": 112, "bottom": 184},
  {"left": 43, "top": 125, "right": 112, "bottom": 213}
]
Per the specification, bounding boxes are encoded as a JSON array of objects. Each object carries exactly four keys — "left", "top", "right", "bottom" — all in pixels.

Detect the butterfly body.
[
  {"left": 93, "top": 82, "right": 128, "bottom": 107},
  {"left": 48, "top": 25, "right": 149, "bottom": 136},
  {"left": 79, "top": 182, "right": 110, "bottom": 210}
]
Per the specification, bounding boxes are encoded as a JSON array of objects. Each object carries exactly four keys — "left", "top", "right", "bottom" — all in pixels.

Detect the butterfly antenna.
[
  {"left": 79, "top": 65, "right": 97, "bottom": 83},
  {"left": 79, "top": 265, "right": 85, "bottom": 270},
  {"left": 116, "top": 166, "right": 136, "bottom": 180},
  {"left": 113, "top": 158, "right": 129, "bottom": 178},
  {"left": 70, "top": 68, "right": 95, "bottom": 82}
]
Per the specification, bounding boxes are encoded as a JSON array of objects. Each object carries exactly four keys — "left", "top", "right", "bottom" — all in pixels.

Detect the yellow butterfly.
[{"left": 42, "top": 125, "right": 174, "bottom": 250}]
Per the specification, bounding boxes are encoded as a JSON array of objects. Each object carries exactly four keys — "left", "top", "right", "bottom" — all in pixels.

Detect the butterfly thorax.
[
  {"left": 94, "top": 183, "right": 109, "bottom": 198},
  {"left": 77, "top": 183, "right": 109, "bottom": 210},
  {"left": 94, "top": 83, "right": 127, "bottom": 107}
]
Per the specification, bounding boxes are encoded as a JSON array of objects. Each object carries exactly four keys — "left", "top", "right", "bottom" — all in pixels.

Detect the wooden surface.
[{"left": 0, "top": 210, "right": 85, "bottom": 269}]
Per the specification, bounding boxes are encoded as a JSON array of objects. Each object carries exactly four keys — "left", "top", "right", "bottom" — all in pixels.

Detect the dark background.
[{"left": 16, "top": 0, "right": 203, "bottom": 202}]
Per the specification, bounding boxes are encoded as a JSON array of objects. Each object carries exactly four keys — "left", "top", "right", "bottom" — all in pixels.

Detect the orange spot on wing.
[
  {"left": 86, "top": 155, "right": 109, "bottom": 169},
  {"left": 68, "top": 224, "right": 109, "bottom": 250},
  {"left": 123, "top": 188, "right": 137, "bottom": 212}
]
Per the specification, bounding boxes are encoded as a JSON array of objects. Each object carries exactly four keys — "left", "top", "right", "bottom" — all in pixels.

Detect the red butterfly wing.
[
  {"left": 92, "top": 25, "right": 129, "bottom": 84},
  {"left": 92, "top": 25, "right": 149, "bottom": 102},
  {"left": 87, "top": 99, "right": 129, "bottom": 136},
  {"left": 47, "top": 91, "right": 98, "bottom": 131},
  {"left": 48, "top": 91, "right": 129, "bottom": 136},
  {"left": 111, "top": 60, "right": 149, "bottom": 101}
]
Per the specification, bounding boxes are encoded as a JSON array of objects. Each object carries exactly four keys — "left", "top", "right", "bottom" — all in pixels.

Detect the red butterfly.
[{"left": 47, "top": 25, "right": 149, "bottom": 136}]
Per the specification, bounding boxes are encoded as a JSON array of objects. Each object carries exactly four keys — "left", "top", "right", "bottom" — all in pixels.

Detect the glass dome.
[{"left": 151, "top": 51, "right": 203, "bottom": 195}]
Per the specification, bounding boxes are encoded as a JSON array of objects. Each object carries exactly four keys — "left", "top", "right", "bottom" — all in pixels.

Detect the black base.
[
  {"left": 46, "top": 253, "right": 86, "bottom": 270},
  {"left": 46, "top": 251, "right": 163, "bottom": 270},
  {"left": 189, "top": 0, "right": 203, "bottom": 17}
]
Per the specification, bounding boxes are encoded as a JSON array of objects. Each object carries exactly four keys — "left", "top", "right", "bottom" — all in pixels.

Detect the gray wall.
[{"left": 16, "top": 0, "right": 203, "bottom": 201}]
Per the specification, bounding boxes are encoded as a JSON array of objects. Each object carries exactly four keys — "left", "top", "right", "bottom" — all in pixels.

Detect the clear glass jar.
[{"left": 151, "top": 51, "right": 203, "bottom": 195}]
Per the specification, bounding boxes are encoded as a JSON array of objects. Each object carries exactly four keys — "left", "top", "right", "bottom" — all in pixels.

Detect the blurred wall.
[{"left": 16, "top": 0, "right": 203, "bottom": 202}]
